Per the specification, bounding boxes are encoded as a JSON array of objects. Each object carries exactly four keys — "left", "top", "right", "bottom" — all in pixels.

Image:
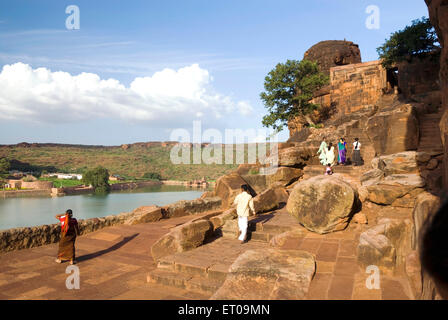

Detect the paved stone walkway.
[
  {"left": 0, "top": 214, "right": 212, "bottom": 300},
  {"left": 0, "top": 208, "right": 414, "bottom": 300}
]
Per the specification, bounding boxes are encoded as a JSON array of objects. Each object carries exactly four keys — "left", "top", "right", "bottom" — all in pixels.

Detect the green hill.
[{"left": 0, "top": 142, "right": 263, "bottom": 181}]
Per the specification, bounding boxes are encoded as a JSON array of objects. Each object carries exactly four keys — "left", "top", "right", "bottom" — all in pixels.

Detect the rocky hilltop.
[{"left": 146, "top": 28, "right": 447, "bottom": 299}]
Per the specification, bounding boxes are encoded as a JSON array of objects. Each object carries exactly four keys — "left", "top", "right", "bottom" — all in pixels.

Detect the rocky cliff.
[{"left": 425, "top": 0, "right": 448, "bottom": 189}]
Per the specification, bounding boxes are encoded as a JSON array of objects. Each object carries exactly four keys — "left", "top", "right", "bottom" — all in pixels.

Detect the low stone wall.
[
  {"left": 0, "top": 189, "right": 51, "bottom": 198},
  {"left": 0, "top": 197, "right": 222, "bottom": 253},
  {"left": 110, "top": 180, "right": 162, "bottom": 190},
  {"left": 21, "top": 181, "right": 54, "bottom": 190}
]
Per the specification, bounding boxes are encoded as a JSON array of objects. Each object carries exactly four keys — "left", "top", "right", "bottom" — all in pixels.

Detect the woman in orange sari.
[{"left": 55, "top": 209, "right": 80, "bottom": 265}]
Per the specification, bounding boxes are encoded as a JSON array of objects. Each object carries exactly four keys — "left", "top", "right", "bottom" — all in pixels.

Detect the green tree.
[
  {"left": 377, "top": 17, "right": 440, "bottom": 68},
  {"left": 0, "top": 158, "right": 11, "bottom": 178},
  {"left": 82, "top": 166, "right": 111, "bottom": 193},
  {"left": 142, "top": 172, "right": 162, "bottom": 180},
  {"left": 260, "top": 59, "right": 328, "bottom": 131}
]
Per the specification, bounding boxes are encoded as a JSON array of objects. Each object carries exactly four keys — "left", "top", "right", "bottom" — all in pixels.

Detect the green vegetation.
[
  {"left": 0, "top": 144, "right": 258, "bottom": 181},
  {"left": 39, "top": 177, "right": 83, "bottom": 188},
  {"left": 260, "top": 59, "right": 329, "bottom": 131},
  {"left": 142, "top": 172, "right": 162, "bottom": 180},
  {"left": 377, "top": 17, "right": 440, "bottom": 68},
  {"left": 0, "top": 157, "right": 10, "bottom": 180},
  {"left": 82, "top": 166, "right": 111, "bottom": 193}
]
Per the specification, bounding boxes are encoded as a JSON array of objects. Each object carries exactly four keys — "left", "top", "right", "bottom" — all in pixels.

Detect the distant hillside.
[{"left": 0, "top": 142, "right": 244, "bottom": 181}]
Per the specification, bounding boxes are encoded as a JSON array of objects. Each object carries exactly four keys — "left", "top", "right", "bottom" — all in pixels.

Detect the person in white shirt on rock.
[
  {"left": 233, "top": 184, "right": 255, "bottom": 244},
  {"left": 352, "top": 138, "right": 362, "bottom": 166}
]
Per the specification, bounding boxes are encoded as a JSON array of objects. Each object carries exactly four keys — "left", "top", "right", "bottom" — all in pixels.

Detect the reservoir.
[{"left": 0, "top": 185, "right": 204, "bottom": 230}]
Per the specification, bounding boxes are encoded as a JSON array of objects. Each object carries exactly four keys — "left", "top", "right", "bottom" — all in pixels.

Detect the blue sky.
[{"left": 0, "top": 0, "right": 430, "bottom": 145}]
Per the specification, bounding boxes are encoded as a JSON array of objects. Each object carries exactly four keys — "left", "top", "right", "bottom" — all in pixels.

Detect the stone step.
[
  {"left": 249, "top": 231, "right": 273, "bottom": 243},
  {"left": 147, "top": 269, "right": 224, "bottom": 294}
]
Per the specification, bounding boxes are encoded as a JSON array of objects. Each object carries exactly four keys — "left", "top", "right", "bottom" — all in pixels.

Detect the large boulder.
[
  {"left": 151, "top": 219, "right": 213, "bottom": 261},
  {"left": 211, "top": 249, "right": 315, "bottom": 300},
  {"left": 213, "top": 173, "right": 247, "bottom": 208},
  {"left": 266, "top": 146, "right": 314, "bottom": 167},
  {"left": 125, "top": 205, "right": 163, "bottom": 225},
  {"left": 266, "top": 167, "right": 303, "bottom": 187},
  {"left": 367, "top": 174, "right": 426, "bottom": 205},
  {"left": 286, "top": 175, "right": 357, "bottom": 234},
  {"left": 360, "top": 169, "right": 384, "bottom": 186},
  {"left": 358, "top": 217, "right": 413, "bottom": 274},
  {"left": 373, "top": 151, "right": 421, "bottom": 175},
  {"left": 240, "top": 174, "right": 267, "bottom": 194},
  {"left": 358, "top": 225, "right": 396, "bottom": 272},
  {"left": 163, "top": 197, "right": 222, "bottom": 218},
  {"left": 303, "top": 40, "right": 362, "bottom": 75},
  {"left": 366, "top": 104, "right": 419, "bottom": 155},
  {"left": 253, "top": 187, "right": 279, "bottom": 214}
]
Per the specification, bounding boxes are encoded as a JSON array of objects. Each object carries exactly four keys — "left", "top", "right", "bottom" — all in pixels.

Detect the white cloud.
[{"left": 0, "top": 62, "right": 253, "bottom": 127}]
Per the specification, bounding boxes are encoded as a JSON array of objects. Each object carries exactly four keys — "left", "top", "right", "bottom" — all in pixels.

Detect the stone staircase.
[
  {"left": 147, "top": 211, "right": 303, "bottom": 295},
  {"left": 418, "top": 110, "right": 444, "bottom": 154}
]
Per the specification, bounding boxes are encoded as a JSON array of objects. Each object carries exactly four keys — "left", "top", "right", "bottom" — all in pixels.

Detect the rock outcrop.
[
  {"left": 151, "top": 219, "right": 213, "bottom": 261},
  {"left": 211, "top": 249, "right": 316, "bottom": 300},
  {"left": 303, "top": 40, "right": 362, "bottom": 75},
  {"left": 213, "top": 173, "right": 248, "bottom": 208},
  {"left": 425, "top": 0, "right": 448, "bottom": 189},
  {"left": 286, "top": 176, "right": 358, "bottom": 234},
  {"left": 124, "top": 205, "right": 163, "bottom": 225},
  {"left": 366, "top": 104, "right": 419, "bottom": 155}
]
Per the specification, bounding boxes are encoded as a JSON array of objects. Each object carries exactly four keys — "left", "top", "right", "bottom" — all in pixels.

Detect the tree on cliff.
[
  {"left": 82, "top": 166, "right": 110, "bottom": 193},
  {"left": 377, "top": 17, "right": 440, "bottom": 68},
  {"left": 260, "top": 59, "right": 329, "bottom": 131},
  {"left": 0, "top": 158, "right": 10, "bottom": 179}
]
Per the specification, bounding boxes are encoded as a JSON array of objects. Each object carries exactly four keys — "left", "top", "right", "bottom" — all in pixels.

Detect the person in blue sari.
[{"left": 337, "top": 138, "right": 347, "bottom": 165}]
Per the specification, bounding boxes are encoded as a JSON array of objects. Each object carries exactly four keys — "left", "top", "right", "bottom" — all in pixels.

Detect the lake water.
[{"left": 0, "top": 185, "right": 204, "bottom": 230}]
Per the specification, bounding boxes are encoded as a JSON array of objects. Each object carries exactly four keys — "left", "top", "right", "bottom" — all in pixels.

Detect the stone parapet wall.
[{"left": 0, "top": 197, "right": 222, "bottom": 253}]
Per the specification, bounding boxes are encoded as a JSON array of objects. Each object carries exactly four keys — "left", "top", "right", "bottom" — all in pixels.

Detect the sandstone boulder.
[
  {"left": 253, "top": 187, "right": 279, "bottom": 214},
  {"left": 214, "top": 173, "right": 248, "bottom": 208},
  {"left": 151, "top": 219, "right": 213, "bottom": 261},
  {"left": 358, "top": 225, "right": 396, "bottom": 271},
  {"left": 211, "top": 249, "right": 315, "bottom": 300},
  {"left": 125, "top": 205, "right": 162, "bottom": 225},
  {"left": 303, "top": 40, "right": 362, "bottom": 75},
  {"left": 367, "top": 174, "right": 425, "bottom": 205},
  {"left": 376, "top": 151, "right": 421, "bottom": 175},
  {"left": 240, "top": 174, "right": 267, "bottom": 194},
  {"left": 411, "top": 192, "right": 442, "bottom": 250},
  {"left": 209, "top": 208, "right": 237, "bottom": 231},
  {"left": 267, "top": 146, "right": 313, "bottom": 167},
  {"left": 360, "top": 169, "right": 384, "bottom": 186},
  {"left": 366, "top": 104, "right": 419, "bottom": 155},
  {"left": 286, "top": 176, "right": 357, "bottom": 234},
  {"left": 163, "top": 197, "right": 222, "bottom": 218},
  {"left": 266, "top": 167, "right": 303, "bottom": 187}
]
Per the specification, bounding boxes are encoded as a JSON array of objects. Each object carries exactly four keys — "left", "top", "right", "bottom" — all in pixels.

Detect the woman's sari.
[
  {"left": 317, "top": 141, "right": 328, "bottom": 165},
  {"left": 338, "top": 141, "right": 347, "bottom": 164},
  {"left": 57, "top": 215, "right": 78, "bottom": 261}
]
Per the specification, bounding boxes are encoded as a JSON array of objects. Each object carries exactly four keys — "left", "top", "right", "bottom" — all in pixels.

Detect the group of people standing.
[{"left": 317, "top": 137, "right": 362, "bottom": 175}]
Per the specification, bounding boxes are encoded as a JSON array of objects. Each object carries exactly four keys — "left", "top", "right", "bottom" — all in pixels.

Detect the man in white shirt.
[{"left": 233, "top": 184, "right": 255, "bottom": 244}]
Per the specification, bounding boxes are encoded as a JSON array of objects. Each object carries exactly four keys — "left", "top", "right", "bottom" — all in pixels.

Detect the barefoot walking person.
[
  {"left": 55, "top": 209, "right": 79, "bottom": 265},
  {"left": 233, "top": 185, "right": 255, "bottom": 244},
  {"left": 352, "top": 138, "right": 362, "bottom": 166}
]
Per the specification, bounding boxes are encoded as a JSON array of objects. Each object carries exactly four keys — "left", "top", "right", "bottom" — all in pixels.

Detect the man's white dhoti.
[{"left": 238, "top": 216, "right": 248, "bottom": 241}]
